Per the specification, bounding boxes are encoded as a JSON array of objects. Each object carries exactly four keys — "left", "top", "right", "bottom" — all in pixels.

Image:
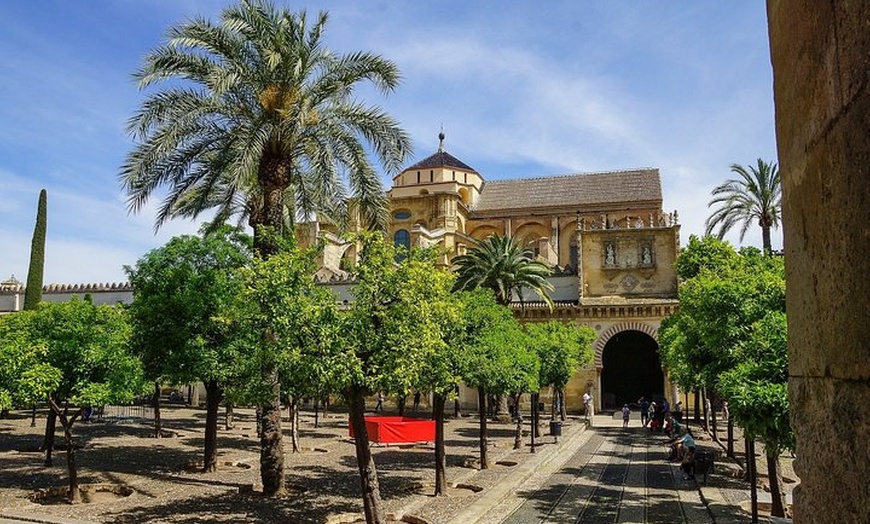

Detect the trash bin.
[{"left": 549, "top": 420, "right": 562, "bottom": 437}]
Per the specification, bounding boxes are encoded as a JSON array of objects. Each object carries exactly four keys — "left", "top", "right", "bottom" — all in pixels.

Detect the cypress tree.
[{"left": 24, "top": 189, "right": 47, "bottom": 311}]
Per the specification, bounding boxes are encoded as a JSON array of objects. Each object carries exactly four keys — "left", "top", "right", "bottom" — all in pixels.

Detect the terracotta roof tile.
[
  {"left": 404, "top": 150, "right": 477, "bottom": 172},
  {"left": 471, "top": 169, "right": 661, "bottom": 213}
]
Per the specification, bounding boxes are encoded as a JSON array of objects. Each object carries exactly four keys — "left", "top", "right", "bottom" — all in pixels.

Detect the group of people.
[{"left": 620, "top": 396, "right": 696, "bottom": 479}]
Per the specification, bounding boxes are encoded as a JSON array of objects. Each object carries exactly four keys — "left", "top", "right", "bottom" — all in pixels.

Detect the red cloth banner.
[{"left": 348, "top": 416, "right": 435, "bottom": 444}]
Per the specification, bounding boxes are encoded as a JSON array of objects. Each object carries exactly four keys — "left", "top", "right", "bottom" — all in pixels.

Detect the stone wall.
[{"left": 767, "top": 2, "right": 869, "bottom": 522}]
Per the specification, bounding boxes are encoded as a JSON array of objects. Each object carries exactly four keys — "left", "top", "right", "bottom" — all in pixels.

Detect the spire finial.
[{"left": 438, "top": 125, "right": 445, "bottom": 153}]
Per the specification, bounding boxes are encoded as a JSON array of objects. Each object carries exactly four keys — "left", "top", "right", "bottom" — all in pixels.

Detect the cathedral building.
[{"left": 304, "top": 133, "right": 682, "bottom": 413}]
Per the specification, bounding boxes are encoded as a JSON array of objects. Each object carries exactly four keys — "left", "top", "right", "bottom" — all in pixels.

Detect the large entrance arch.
[{"left": 600, "top": 330, "right": 663, "bottom": 410}]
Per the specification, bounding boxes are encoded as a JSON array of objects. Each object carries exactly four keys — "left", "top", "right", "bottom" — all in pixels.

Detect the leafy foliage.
[
  {"left": 120, "top": 0, "right": 411, "bottom": 234},
  {"left": 125, "top": 226, "right": 252, "bottom": 388},
  {"left": 228, "top": 241, "right": 341, "bottom": 404},
  {"left": 25, "top": 299, "right": 145, "bottom": 407},
  {"left": 0, "top": 312, "right": 59, "bottom": 410},
  {"left": 705, "top": 158, "right": 781, "bottom": 252},
  {"left": 659, "top": 241, "right": 785, "bottom": 392},
  {"left": 24, "top": 189, "right": 47, "bottom": 311},
  {"left": 718, "top": 311, "right": 792, "bottom": 453},
  {"left": 526, "top": 321, "right": 595, "bottom": 391},
  {"left": 453, "top": 234, "right": 554, "bottom": 308},
  {"left": 337, "top": 232, "right": 455, "bottom": 395}
]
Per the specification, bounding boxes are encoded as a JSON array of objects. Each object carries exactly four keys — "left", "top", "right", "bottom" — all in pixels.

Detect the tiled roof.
[
  {"left": 404, "top": 150, "right": 477, "bottom": 172},
  {"left": 471, "top": 169, "right": 661, "bottom": 213}
]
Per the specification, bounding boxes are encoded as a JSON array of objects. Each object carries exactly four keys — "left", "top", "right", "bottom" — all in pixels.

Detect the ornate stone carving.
[{"left": 620, "top": 274, "right": 639, "bottom": 291}]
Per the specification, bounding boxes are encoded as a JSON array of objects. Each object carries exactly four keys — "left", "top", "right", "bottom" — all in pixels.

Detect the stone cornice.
[{"left": 514, "top": 299, "right": 679, "bottom": 321}]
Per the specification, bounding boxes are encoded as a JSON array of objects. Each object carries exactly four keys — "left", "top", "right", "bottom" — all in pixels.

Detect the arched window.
[{"left": 394, "top": 229, "right": 410, "bottom": 249}]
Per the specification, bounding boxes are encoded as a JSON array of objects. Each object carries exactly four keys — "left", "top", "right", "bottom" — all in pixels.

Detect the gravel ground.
[{"left": 0, "top": 405, "right": 574, "bottom": 524}]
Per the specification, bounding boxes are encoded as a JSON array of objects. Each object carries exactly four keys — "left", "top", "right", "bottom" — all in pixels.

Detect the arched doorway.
[{"left": 600, "top": 330, "right": 663, "bottom": 410}]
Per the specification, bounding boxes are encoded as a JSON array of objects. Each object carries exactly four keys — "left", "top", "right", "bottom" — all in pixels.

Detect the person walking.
[
  {"left": 622, "top": 404, "right": 631, "bottom": 428},
  {"left": 639, "top": 396, "right": 650, "bottom": 427},
  {"left": 375, "top": 391, "right": 384, "bottom": 413},
  {"left": 412, "top": 391, "right": 421, "bottom": 414}
]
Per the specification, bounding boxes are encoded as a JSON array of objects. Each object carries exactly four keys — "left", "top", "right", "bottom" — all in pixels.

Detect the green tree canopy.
[
  {"left": 125, "top": 225, "right": 252, "bottom": 470},
  {"left": 526, "top": 321, "right": 595, "bottom": 392},
  {"left": 705, "top": 158, "right": 782, "bottom": 253},
  {"left": 452, "top": 234, "right": 554, "bottom": 308},
  {"left": 18, "top": 299, "right": 145, "bottom": 503},
  {"left": 24, "top": 189, "right": 47, "bottom": 311},
  {"left": 659, "top": 241, "right": 785, "bottom": 393}
]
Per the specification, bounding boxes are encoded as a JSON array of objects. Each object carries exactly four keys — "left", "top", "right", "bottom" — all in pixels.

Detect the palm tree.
[
  {"left": 453, "top": 234, "right": 555, "bottom": 308},
  {"left": 705, "top": 159, "right": 782, "bottom": 254},
  {"left": 120, "top": 0, "right": 410, "bottom": 497},
  {"left": 452, "top": 234, "right": 553, "bottom": 423}
]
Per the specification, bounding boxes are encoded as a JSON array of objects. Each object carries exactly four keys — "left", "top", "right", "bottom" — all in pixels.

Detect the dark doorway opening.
[{"left": 600, "top": 330, "right": 663, "bottom": 411}]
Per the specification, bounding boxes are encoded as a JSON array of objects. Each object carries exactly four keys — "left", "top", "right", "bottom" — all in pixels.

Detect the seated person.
[
  {"left": 669, "top": 427, "right": 695, "bottom": 462},
  {"left": 665, "top": 414, "right": 682, "bottom": 439}
]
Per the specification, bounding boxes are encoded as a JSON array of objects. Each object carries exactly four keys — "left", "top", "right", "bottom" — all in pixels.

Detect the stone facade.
[
  {"left": 768, "top": 2, "right": 870, "bottom": 522},
  {"left": 305, "top": 134, "right": 682, "bottom": 413}
]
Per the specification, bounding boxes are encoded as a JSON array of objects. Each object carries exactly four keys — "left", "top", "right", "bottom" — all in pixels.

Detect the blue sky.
[{"left": 0, "top": 1, "right": 778, "bottom": 284}]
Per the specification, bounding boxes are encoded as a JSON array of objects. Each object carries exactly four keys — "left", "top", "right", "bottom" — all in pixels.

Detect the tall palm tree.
[
  {"left": 705, "top": 159, "right": 782, "bottom": 254},
  {"left": 120, "top": 0, "right": 410, "bottom": 497},
  {"left": 453, "top": 234, "right": 555, "bottom": 309}
]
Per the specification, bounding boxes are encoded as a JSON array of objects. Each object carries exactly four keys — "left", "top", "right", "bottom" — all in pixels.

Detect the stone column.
[{"left": 767, "top": 3, "right": 869, "bottom": 522}]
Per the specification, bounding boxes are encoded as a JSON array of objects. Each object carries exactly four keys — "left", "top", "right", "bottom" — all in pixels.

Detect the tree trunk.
[
  {"left": 530, "top": 393, "right": 538, "bottom": 453},
  {"left": 693, "top": 390, "right": 700, "bottom": 423},
  {"left": 433, "top": 393, "right": 447, "bottom": 496},
  {"left": 204, "top": 380, "right": 222, "bottom": 473},
  {"left": 290, "top": 396, "right": 300, "bottom": 453},
  {"left": 513, "top": 393, "right": 523, "bottom": 450},
  {"left": 395, "top": 395, "right": 405, "bottom": 417},
  {"left": 454, "top": 385, "right": 461, "bottom": 418},
  {"left": 153, "top": 381, "right": 162, "bottom": 439},
  {"left": 253, "top": 159, "right": 290, "bottom": 497},
  {"left": 495, "top": 394, "right": 510, "bottom": 422},
  {"left": 766, "top": 449, "right": 787, "bottom": 518},
  {"left": 701, "top": 389, "right": 709, "bottom": 433},
  {"left": 313, "top": 397, "right": 319, "bottom": 428},
  {"left": 762, "top": 225, "right": 772, "bottom": 255},
  {"left": 747, "top": 438, "right": 759, "bottom": 523},
  {"left": 347, "top": 387, "right": 385, "bottom": 524},
  {"left": 31, "top": 404, "right": 37, "bottom": 427},
  {"left": 550, "top": 387, "right": 558, "bottom": 421},
  {"left": 256, "top": 406, "right": 263, "bottom": 439},
  {"left": 259, "top": 368, "right": 285, "bottom": 496},
  {"left": 225, "top": 401, "right": 234, "bottom": 431},
  {"left": 559, "top": 389, "right": 567, "bottom": 422},
  {"left": 477, "top": 387, "right": 488, "bottom": 469},
  {"left": 727, "top": 416, "right": 735, "bottom": 458},
  {"left": 42, "top": 405, "right": 57, "bottom": 466},
  {"left": 63, "top": 422, "right": 80, "bottom": 503},
  {"left": 49, "top": 401, "right": 82, "bottom": 504},
  {"left": 711, "top": 404, "right": 719, "bottom": 443}
]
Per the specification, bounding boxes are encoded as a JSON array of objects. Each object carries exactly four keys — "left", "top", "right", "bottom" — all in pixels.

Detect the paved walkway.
[{"left": 450, "top": 414, "right": 757, "bottom": 524}]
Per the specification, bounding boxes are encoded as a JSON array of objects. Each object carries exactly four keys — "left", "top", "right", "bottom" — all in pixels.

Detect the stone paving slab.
[{"left": 458, "top": 415, "right": 768, "bottom": 524}]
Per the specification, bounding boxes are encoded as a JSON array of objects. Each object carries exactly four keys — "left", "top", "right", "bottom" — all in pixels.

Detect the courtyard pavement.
[
  {"left": 1, "top": 414, "right": 780, "bottom": 524},
  {"left": 448, "top": 414, "right": 764, "bottom": 524}
]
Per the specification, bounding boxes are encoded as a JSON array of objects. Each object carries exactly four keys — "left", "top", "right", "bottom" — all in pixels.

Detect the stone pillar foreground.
[{"left": 767, "top": 2, "right": 869, "bottom": 522}]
